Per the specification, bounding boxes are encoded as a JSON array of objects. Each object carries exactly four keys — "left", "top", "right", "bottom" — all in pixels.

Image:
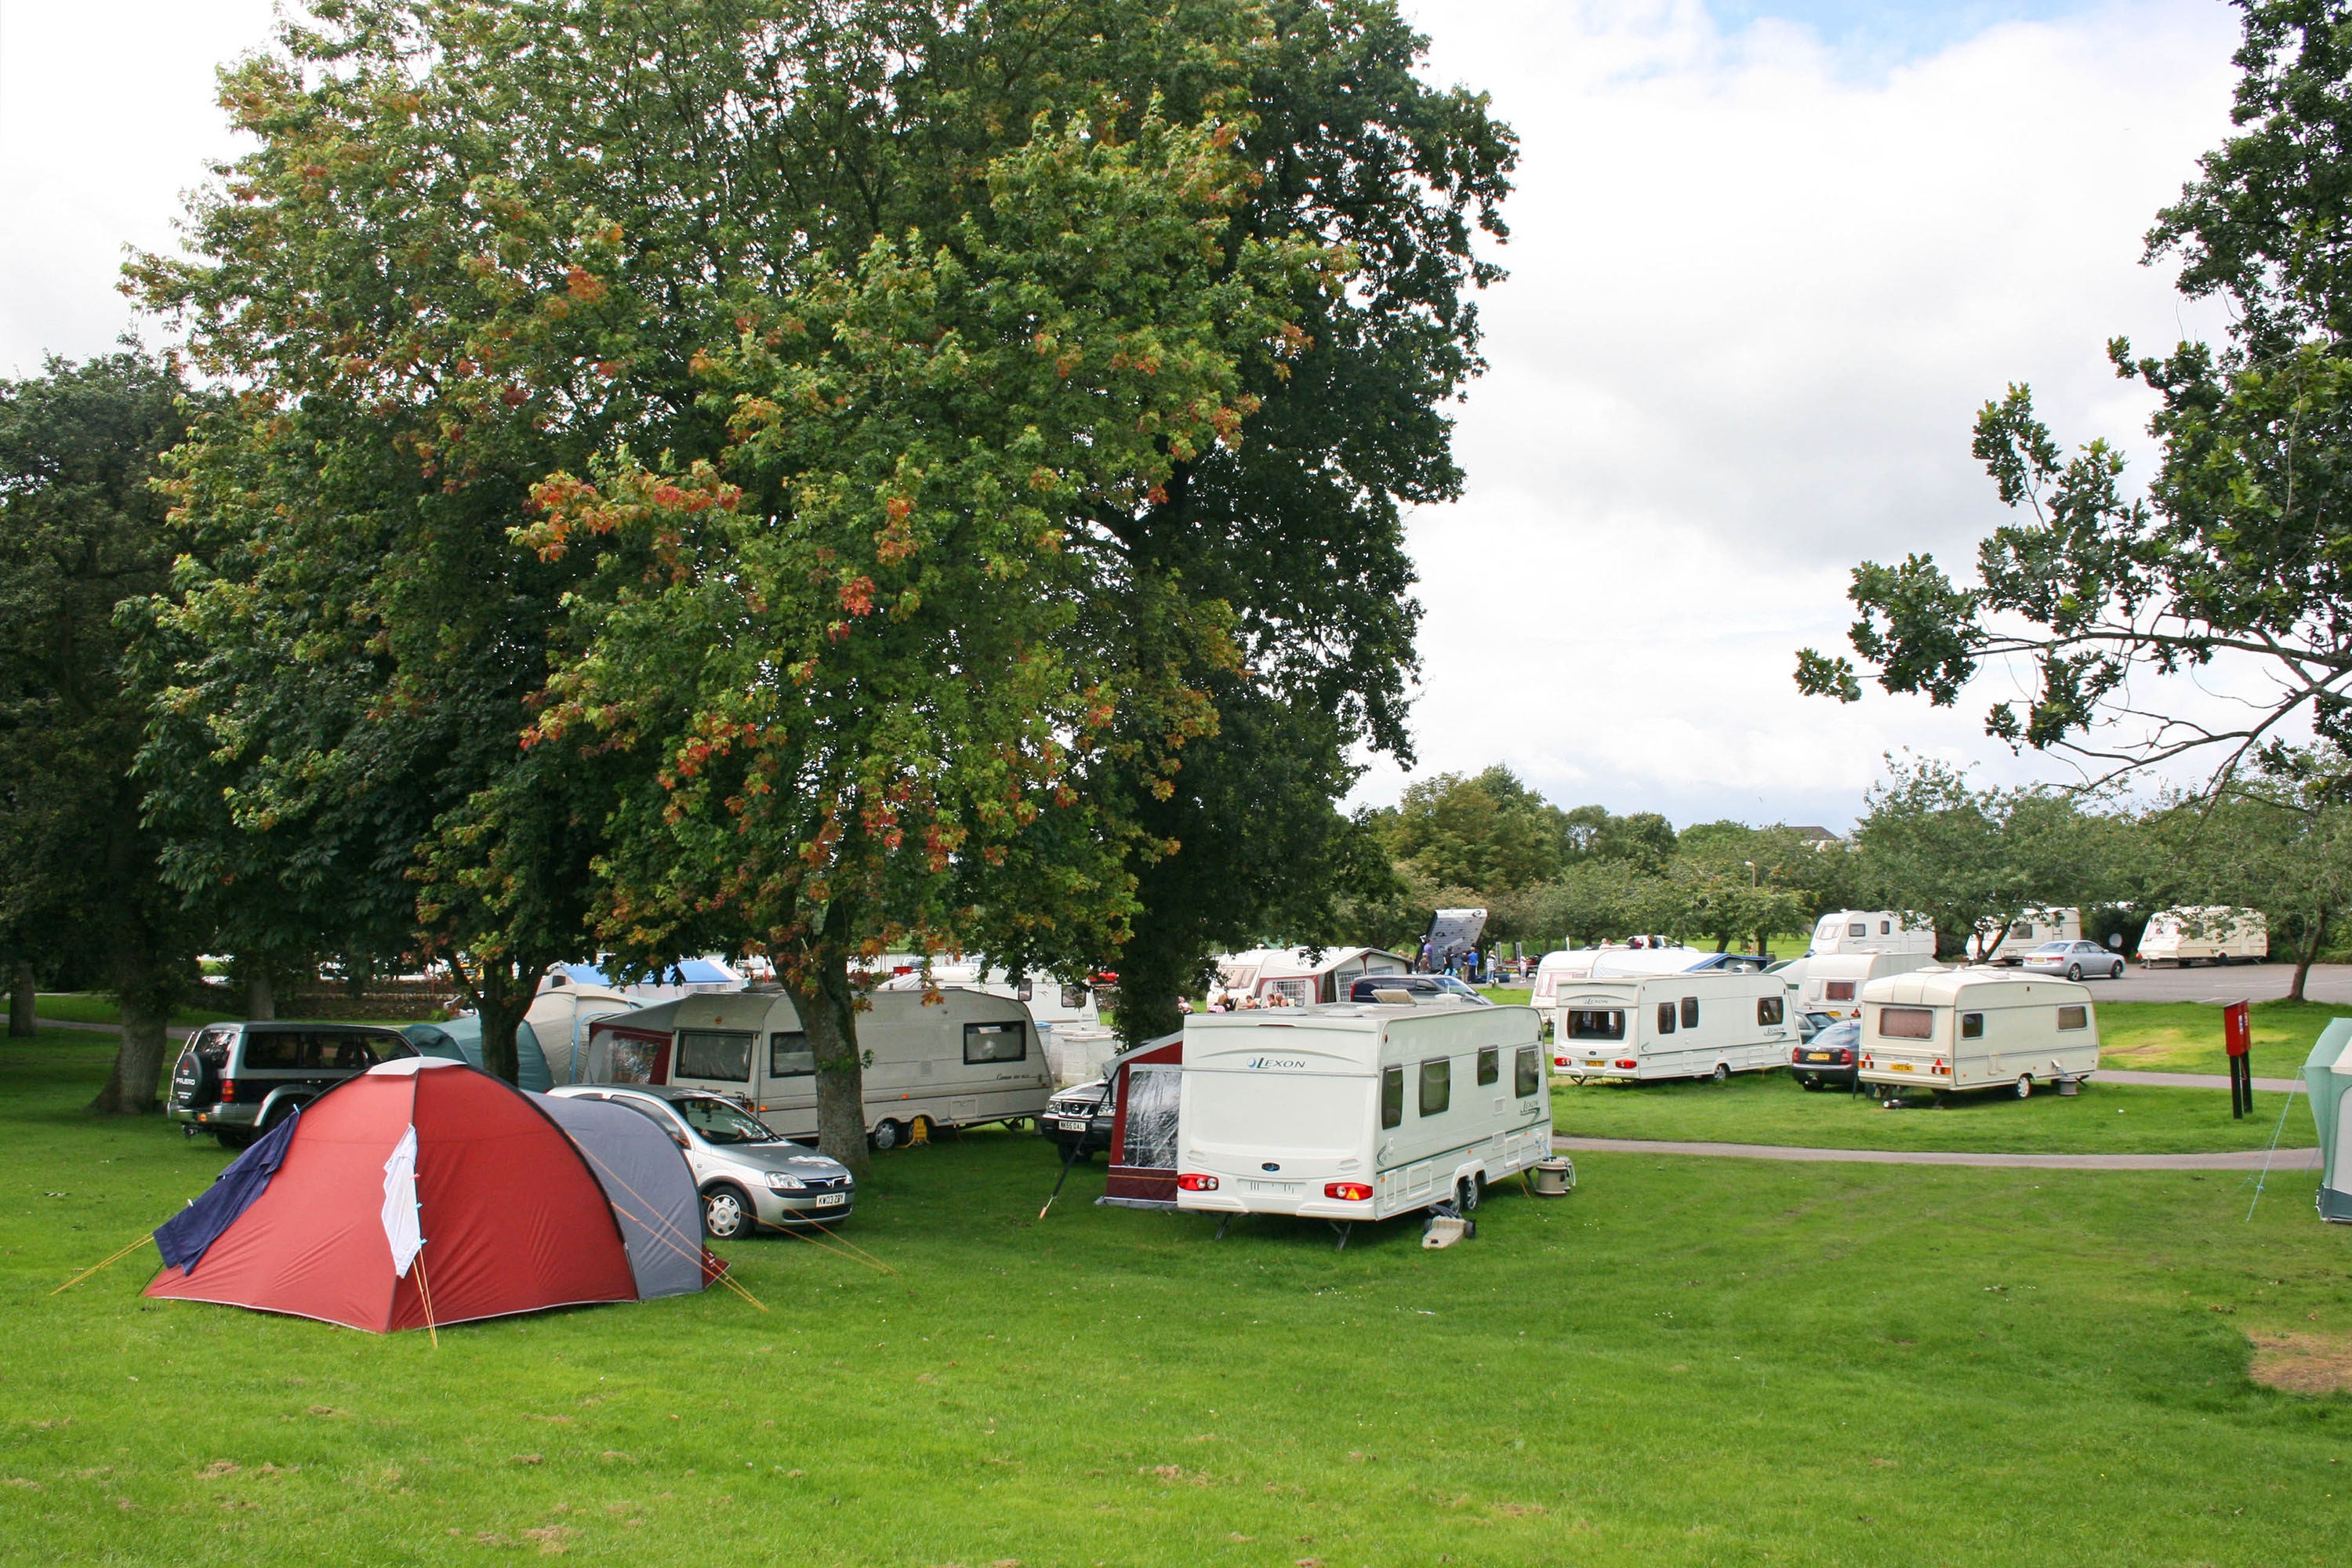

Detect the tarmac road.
[{"left": 2057, "top": 960, "right": 2352, "bottom": 1004}]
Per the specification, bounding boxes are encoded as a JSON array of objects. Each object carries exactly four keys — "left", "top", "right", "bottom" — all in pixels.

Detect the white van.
[
  {"left": 584, "top": 986, "right": 1051, "bottom": 1149},
  {"left": 1854, "top": 970, "right": 2098, "bottom": 1098},
  {"left": 1548, "top": 971, "right": 1796, "bottom": 1082},
  {"left": 1806, "top": 911, "right": 1936, "bottom": 957},
  {"left": 1983, "top": 907, "right": 2082, "bottom": 965},
  {"left": 1172, "top": 1003, "right": 1551, "bottom": 1225},
  {"left": 2139, "top": 907, "right": 2269, "bottom": 967},
  {"left": 1773, "top": 953, "right": 1941, "bottom": 1019}
]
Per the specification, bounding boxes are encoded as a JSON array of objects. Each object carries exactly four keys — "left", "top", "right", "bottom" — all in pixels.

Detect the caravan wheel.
[
  {"left": 2015, "top": 1074, "right": 2033, "bottom": 1099},
  {"left": 871, "top": 1119, "right": 906, "bottom": 1151},
  {"left": 1455, "top": 1174, "right": 1483, "bottom": 1212},
  {"left": 1710, "top": 1062, "right": 1730, "bottom": 1083}
]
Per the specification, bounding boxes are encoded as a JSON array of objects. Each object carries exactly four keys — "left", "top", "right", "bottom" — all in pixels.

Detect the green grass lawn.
[
  {"left": 1552, "top": 1070, "right": 2316, "bottom": 1153},
  {"left": 2100, "top": 999, "right": 2349, "bottom": 1076},
  {"left": 34, "top": 994, "right": 241, "bottom": 1029},
  {"left": 5, "top": 1034, "right": 2349, "bottom": 1566}
]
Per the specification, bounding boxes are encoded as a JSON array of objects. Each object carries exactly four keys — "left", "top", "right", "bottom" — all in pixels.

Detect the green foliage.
[
  {"left": 1798, "top": 2, "right": 2352, "bottom": 782},
  {"left": 1363, "top": 764, "right": 1570, "bottom": 891},
  {"left": 1848, "top": 755, "right": 2123, "bottom": 959},
  {"left": 2158, "top": 743, "right": 2352, "bottom": 997},
  {"left": 0, "top": 350, "right": 211, "bottom": 1110}
]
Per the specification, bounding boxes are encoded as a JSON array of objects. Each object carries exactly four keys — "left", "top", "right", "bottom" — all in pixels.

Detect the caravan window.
[
  {"left": 1679, "top": 997, "right": 1699, "bottom": 1029},
  {"left": 1515, "top": 1046, "right": 1542, "bottom": 1098},
  {"left": 1825, "top": 981, "right": 1856, "bottom": 1002},
  {"left": 1960, "top": 1013, "right": 1984, "bottom": 1040},
  {"left": 1476, "top": 1046, "right": 1499, "bottom": 1086},
  {"left": 2057, "top": 1005, "right": 2089, "bottom": 1032},
  {"left": 1848, "top": 924, "right": 1866, "bottom": 937},
  {"left": 1381, "top": 1065, "right": 1403, "bottom": 1129},
  {"left": 1419, "top": 1058, "right": 1451, "bottom": 1116},
  {"left": 768, "top": 1031, "right": 815, "bottom": 1077},
  {"left": 676, "top": 1029, "right": 753, "bottom": 1081},
  {"left": 1758, "top": 996, "right": 1784, "bottom": 1026},
  {"left": 1877, "top": 1007, "right": 1935, "bottom": 1040},
  {"left": 1566, "top": 1010, "right": 1624, "bottom": 1040},
  {"left": 1656, "top": 1002, "right": 1676, "bottom": 1035},
  {"left": 964, "top": 1022, "right": 1028, "bottom": 1063},
  {"left": 1880, "top": 920, "right": 1891, "bottom": 935},
  {"left": 1061, "top": 983, "right": 1089, "bottom": 1010}
]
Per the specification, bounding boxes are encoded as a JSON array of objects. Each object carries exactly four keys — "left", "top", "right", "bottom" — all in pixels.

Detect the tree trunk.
[
  {"left": 246, "top": 969, "right": 275, "bottom": 1021},
  {"left": 2291, "top": 909, "right": 2328, "bottom": 1004},
  {"left": 796, "top": 944, "right": 869, "bottom": 1174},
  {"left": 460, "top": 954, "right": 537, "bottom": 1084},
  {"left": 89, "top": 942, "right": 172, "bottom": 1116},
  {"left": 8, "top": 959, "right": 34, "bottom": 1038}
]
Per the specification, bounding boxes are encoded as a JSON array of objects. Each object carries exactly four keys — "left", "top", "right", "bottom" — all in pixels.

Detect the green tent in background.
[
  {"left": 2303, "top": 1018, "right": 2352, "bottom": 1222},
  {"left": 397, "top": 1017, "right": 554, "bottom": 1094}
]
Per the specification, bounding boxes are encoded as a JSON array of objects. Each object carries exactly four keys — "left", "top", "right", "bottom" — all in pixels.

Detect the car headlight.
[{"left": 763, "top": 1172, "right": 807, "bottom": 1192}]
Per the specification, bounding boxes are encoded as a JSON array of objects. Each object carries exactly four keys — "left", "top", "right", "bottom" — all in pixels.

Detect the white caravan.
[
  {"left": 1548, "top": 971, "right": 1797, "bottom": 1081},
  {"left": 1983, "top": 907, "right": 2082, "bottom": 964},
  {"left": 2139, "top": 908, "right": 2269, "bottom": 967},
  {"left": 1806, "top": 911, "right": 1937, "bottom": 957},
  {"left": 585, "top": 986, "right": 1051, "bottom": 1149},
  {"left": 1854, "top": 970, "right": 2099, "bottom": 1098},
  {"left": 1528, "top": 944, "right": 1756, "bottom": 1009},
  {"left": 1208, "top": 946, "right": 1412, "bottom": 1009},
  {"left": 872, "top": 960, "right": 1105, "bottom": 1034},
  {"left": 1173, "top": 1002, "right": 1552, "bottom": 1225},
  {"left": 1773, "top": 953, "right": 1942, "bottom": 1019}
]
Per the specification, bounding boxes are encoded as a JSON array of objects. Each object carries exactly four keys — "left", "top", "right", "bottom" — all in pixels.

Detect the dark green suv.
[{"left": 169, "top": 1022, "right": 414, "bottom": 1148}]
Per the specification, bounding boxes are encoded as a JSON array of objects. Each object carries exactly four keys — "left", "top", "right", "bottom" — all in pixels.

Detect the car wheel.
[
  {"left": 702, "top": 1184, "right": 755, "bottom": 1240},
  {"left": 1455, "top": 1174, "right": 1482, "bottom": 1212},
  {"left": 1711, "top": 1062, "right": 1730, "bottom": 1083},
  {"left": 2015, "top": 1074, "right": 2033, "bottom": 1100},
  {"left": 215, "top": 1128, "right": 253, "bottom": 1151},
  {"left": 2066, "top": 964, "right": 2083, "bottom": 982},
  {"left": 2110, "top": 962, "right": 2124, "bottom": 980},
  {"left": 871, "top": 1119, "right": 905, "bottom": 1151}
]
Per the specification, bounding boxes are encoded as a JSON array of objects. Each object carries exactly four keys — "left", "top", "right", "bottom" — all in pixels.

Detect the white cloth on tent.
[{"left": 380, "top": 1125, "right": 423, "bottom": 1277}]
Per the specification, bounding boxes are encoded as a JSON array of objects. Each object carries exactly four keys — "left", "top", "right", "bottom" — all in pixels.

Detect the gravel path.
[{"left": 1555, "top": 1134, "right": 2318, "bottom": 1171}]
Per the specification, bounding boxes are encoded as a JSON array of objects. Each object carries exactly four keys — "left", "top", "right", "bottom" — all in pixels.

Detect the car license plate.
[
  {"left": 815, "top": 1192, "right": 847, "bottom": 1207},
  {"left": 1058, "top": 1118, "right": 1089, "bottom": 1133},
  {"left": 1806, "top": 1052, "right": 1831, "bottom": 1062},
  {"left": 1889, "top": 1062, "right": 1914, "bottom": 1073}
]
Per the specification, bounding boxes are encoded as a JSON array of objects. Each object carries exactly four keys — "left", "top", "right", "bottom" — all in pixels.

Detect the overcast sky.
[{"left": 0, "top": 0, "right": 2252, "bottom": 829}]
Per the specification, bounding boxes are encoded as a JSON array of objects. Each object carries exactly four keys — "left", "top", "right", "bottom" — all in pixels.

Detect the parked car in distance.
[
  {"left": 1041, "top": 1077, "right": 1116, "bottom": 1159},
  {"left": 169, "top": 1022, "right": 416, "bottom": 1149},
  {"left": 1342, "top": 974, "right": 1494, "bottom": 1006},
  {"left": 1795, "top": 1010, "right": 1840, "bottom": 1044},
  {"left": 548, "top": 1083, "right": 855, "bottom": 1239},
  {"left": 1790, "top": 1018, "right": 1860, "bottom": 1091},
  {"left": 2019, "top": 940, "right": 2124, "bottom": 982}
]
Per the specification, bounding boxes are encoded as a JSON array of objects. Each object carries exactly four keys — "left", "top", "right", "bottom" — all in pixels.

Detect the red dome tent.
[{"left": 146, "top": 1058, "right": 650, "bottom": 1332}]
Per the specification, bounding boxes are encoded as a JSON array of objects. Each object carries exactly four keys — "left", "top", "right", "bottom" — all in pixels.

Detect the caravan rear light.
[
  {"left": 218, "top": 1080, "right": 237, "bottom": 1103},
  {"left": 1553, "top": 1055, "right": 1569, "bottom": 1068},
  {"left": 1177, "top": 1174, "right": 1219, "bottom": 1192},
  {"left": 1933, "top": 1060, "right": 1949, "bottom": 1076},
  {"left": 1614, "top": 1059, "right": 1636, "bottom": 1070},
  {"left": 1324, "top": 1181, "right": 1373, "bottom": 1202}
]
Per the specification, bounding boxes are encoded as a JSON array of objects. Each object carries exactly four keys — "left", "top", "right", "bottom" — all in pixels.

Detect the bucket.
[
  {"left": 1531, "top": 1157, "right": 1576, "bottom": 1196},
  {"left": 2057, "top": 1076, "right": 2080, "bottom": 1098}
]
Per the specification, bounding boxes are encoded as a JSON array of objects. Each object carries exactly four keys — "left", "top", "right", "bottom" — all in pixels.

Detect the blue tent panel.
[
  {"left": 399, "top": 1018, "right": 551, "bottom": 1093},
  {"left": 154, "top": 1109, "right": 302, "bottom": 1273}
]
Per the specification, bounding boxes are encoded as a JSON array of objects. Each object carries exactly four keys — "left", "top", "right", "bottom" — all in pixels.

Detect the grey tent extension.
[{"left": 532, "top": 1091, "right": 709, "bottom": 1299}]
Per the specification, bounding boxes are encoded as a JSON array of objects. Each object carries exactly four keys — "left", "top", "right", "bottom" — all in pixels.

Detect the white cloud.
[{"left": 1362, "top": 0, "right": 2247, "bottom": 826}]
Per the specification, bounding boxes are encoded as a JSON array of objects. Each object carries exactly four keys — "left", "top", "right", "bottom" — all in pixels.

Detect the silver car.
[
  {"left": 2018, "top": 939, "right": 2124, "bottom": 982},
  {"left": 549, "top": 1084, "right": 855, "bottom": 1239}
]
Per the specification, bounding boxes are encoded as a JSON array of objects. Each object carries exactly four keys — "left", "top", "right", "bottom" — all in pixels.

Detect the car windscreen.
[{"left": 676, "top": 1096, "right": 785, "bottom": 1145}]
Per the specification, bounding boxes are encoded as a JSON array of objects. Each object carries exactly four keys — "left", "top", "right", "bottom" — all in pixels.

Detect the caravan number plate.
[
  {"left": 1889, "top": 1062, "right": 1915, "bottom": 1073},
  {"left": 1058, "top": 1118, "right": 1089, "bottom": 1133},
  {"left": 1243, "top": 1179, "right": 1301, "bottom": 1195},
  {"left": 1584, "top": 1058, "right": 1606, "bottom": 1067},
  {"left": 814, "top": 1193, "right": 847, "bottom": 1207}
]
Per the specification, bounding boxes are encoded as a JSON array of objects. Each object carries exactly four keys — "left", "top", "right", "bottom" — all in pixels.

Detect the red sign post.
[{"left": 2224, "top": 1000, "right": 2253, "bottom": 1118}]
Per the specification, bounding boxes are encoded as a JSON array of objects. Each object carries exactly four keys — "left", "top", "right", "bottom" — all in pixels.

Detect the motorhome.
[
  {"left": 1773, "top": 953, "right": 1942, "bottom": 1019},
  {"left": 1805, "top": 911, "right": 1937, "bottom": 958},
  {"left": 2138, "top": 908, "right": 2269, "bottom": 967},
  {"left": 1172, "top": 1002, "right": 1551, "bottom": 1226},
  {"left": 1208, "top": 946, "right": 1413, "bottom": 1009},
  {"left": 1982, "top": 907, "right": 2082, "bottom": 965},
  {"left": 1854, "top": 969, "right": 2099, "bottom": 1098},
  {"left": 583, "top": 987, "right": 1051, "bottom": 1149},
  {"left": 1548, "top": 970, "right": 1798, "bottom": 1082},
  {"left": 1529, "top": 945, "right": 1766, "bottom": 1011}
]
